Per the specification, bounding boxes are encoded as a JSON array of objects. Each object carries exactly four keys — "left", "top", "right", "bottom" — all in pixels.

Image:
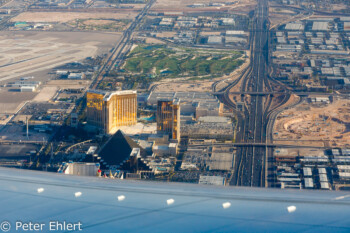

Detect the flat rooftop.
[{"left": 87, "top": 89, "right": 137, "bottom": 101}]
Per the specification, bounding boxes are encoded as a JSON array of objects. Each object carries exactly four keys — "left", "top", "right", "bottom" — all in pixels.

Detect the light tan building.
[
  {"left": 156, "top": 99, "right": 180, "bottom": 141},
  {"left": 86, "top": 90, "right": 137, "bottom": 134}
]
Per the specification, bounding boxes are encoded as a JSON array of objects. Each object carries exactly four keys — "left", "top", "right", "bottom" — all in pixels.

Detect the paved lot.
[{"left": 0, "top": 144, "right": 39, "bottom": 159}]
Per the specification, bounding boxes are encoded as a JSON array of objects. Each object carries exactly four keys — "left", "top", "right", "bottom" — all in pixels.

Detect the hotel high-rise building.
[
  {"left": 156, "top": 99, "right": 180, "bottom": 141},
  {"left": 86, "top": 90, "right": 137, "bottom": 134}
]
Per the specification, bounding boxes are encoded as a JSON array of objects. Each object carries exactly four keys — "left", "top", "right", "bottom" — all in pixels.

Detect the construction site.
[{"left": 274, "top": 96, "right": 350, "bottom": 148}]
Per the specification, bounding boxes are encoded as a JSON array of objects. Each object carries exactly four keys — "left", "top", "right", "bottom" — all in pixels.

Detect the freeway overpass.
[
  {"left": 213, "top": 91, "right": 340, "bottom": 96},
  {"left": 233, "top": 143, "right": 329, "bottom": 149}
]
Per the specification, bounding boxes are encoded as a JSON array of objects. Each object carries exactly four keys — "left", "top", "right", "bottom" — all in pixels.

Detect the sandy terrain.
[
  {"left": 274, "top": 98, "right": 350, "bottom": 147},
  {"left": 0, "top": 31, "right": 122, "bottom": 83},
  {"left": 270, "top": 8, "right": 295, "bottom": 14},
  {"left": 83, "top": 19, "right": 118, "bottom": 25},
  {"left": 151, "top": 0, "right": 256, "bottom": 14},
  {"left": 144, "top": 37, "right": 166, "bottom": 44},
  {"left": 32, "top": 86, "right": 58, "bottom": 102},
  {"left": 269, "top": 6, "right": 311, "bottom": 29},
  {"left": 0, "top": 31, "right": 117, "bottom": 114},
  {"left": 155, "top": 32, "right": 177, "bottom": 38},
  {"left": 11, "top": 11, "right": 137, "bottom": 23}
]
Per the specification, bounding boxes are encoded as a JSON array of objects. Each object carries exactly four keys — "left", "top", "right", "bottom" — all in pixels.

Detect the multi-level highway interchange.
[
  {"left": 214, "top": 0, "right": 283, "bottom": 187},
  {"left": 0, "top": 0, "right": 350, "bottom": 190}
]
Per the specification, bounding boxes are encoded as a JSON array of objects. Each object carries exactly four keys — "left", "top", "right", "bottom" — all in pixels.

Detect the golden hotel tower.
[
  {"left": 156, "top": 99, "right": 180, "bottom": 141},
  {"left": 86, "top": 90, "right": 137, "bottom": 134}
]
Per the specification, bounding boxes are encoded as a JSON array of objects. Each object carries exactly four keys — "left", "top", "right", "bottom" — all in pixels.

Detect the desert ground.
[
  {"left": 274, "top": 98, "right": 350, "bottom": 147},
  {"left": 0, "top": 31, "right": 122, "bottom": 83},
  {"left": 0, "top": 31, "right": 120, "bottom": 114},
  {"left": 151, "top": 0, "right": 256, "bottom": 14},
  {"left": 11, "top": 11, "right": 138, "bottom": 23},
  {"left": 269, "top": 5, "right": 312, "bottom": 29}
]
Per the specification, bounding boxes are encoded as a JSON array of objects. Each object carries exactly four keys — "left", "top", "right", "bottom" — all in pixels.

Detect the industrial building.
[
  {"left": 208, "top": 150, "right": 234, "bottom": 171},
  {"left": 207, "top": 36, "right": 222, "bottom": 44},
  {"left": 59, "top": 162, "right": 100, "bottom": 176},
  {"left": 226, "top": 30, "right": 247, "bottom": 36},
  {"left": 220, "top": 18, "right": 235, "bottom": 26},
  {"left": 148, "top": 92, "right": 223, "bottom": 118},
  {"left": 312, "top": 22, "right": 330, "bottom": 31},
  {"left": 9, "top": 80, "right": 41, "bottom": 88},
  {"left": 86, "top": 90, "right": 137, "bottom": 134},
  {"left": 8, "top": 80, "right": 41, "bottom": 92},
  {"left": 156, "top": 99, "right": 181, "bottom": 141},
  {"left": 181, "top": 116, "right": 234, "bottom": 140},
  {"left": 225, "top": 37, "right": 247, "bottom": 44},
  {"left": 199, "top": 175, "right": 226, "bottom": 185},
  {"left": 68, "top": 73, "right": 85, "bottom": 79},
  {"left": 272, "top": 17, "right": 350, "bottom": 90},
  {"left": 285, "top": 22, "right": 304, "bottom": 30},
  {"left": 20, "top": 86, "right": 36, "bottom": 92}
]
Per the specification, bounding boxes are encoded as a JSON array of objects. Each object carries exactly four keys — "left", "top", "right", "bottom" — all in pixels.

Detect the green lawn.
[{"left": 122, "top": 45, "right": 244, "bottom": 78}]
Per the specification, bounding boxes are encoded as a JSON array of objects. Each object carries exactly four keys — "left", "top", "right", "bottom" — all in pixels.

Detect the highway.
[
  {"left": 219, "top": 0, "right": 292, "bottom": 187},
  {"left": 229, "top": 0, "right": 270, "bottom": 187}
]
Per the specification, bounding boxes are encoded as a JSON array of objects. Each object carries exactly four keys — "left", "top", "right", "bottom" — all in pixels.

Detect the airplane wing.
[{"left": 0, "top": 167, "right": 349, "bottom": 232}]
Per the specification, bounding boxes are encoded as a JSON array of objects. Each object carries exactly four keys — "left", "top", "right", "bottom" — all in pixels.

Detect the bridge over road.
[
  {"left": 233, "top": 143, "right": 328, "bottom": 149},
  {"left": 213, "top": 91, "right": 341, "bottom": 96}
]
